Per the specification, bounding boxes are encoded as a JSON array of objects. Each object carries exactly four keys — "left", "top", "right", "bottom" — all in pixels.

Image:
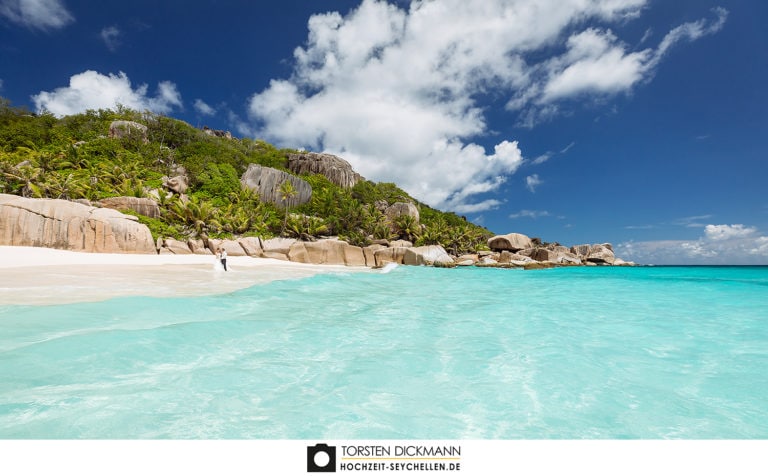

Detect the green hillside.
[{"left": 0, "top": 98, "right": 492, "bottom": 254}]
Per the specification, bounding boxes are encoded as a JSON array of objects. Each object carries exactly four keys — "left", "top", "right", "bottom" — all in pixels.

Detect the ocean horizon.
[{"left": 1, "top": 264, "right": 766, "bottom": 439}]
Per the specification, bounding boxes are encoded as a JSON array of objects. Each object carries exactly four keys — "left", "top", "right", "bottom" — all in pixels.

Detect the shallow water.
[{"left": 0, "top": 265, "right": 766, "bottom": 439}]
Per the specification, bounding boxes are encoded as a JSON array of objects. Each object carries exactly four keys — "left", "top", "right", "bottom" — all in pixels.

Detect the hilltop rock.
[
  {"left": 202, "top": 126, "right": 232, "bottom": 139},
  {"left": 385, "top": 202, "right": 420, "bottom": 224},
  {"left": 488, "top": 233, "right": 533, "bottom": 252},
  {"left": 109, "top": 120, "right": 148, "bottom": 143},
  {"left": 162, "top": 175, "right": 189, "bottom": 194},
  {"left": 0, "top": 194, "right": 155, "bottom": 253},
  {"left": 287, "top": 152, "right": 364, "bottom": 189},
  {"left": 240, "top": 164, "right": 312, "bottom": 208},
  {"left": 100, "top": 196, "right": 160, "bottom": 218}
]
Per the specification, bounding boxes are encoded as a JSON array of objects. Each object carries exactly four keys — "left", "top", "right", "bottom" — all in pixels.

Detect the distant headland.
[{"left": 0, "top": 102, "right": 633, "bottom": 269}]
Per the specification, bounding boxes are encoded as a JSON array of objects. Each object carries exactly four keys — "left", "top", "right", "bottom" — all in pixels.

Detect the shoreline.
[{"left": 0, "top": 246, "right": 368, "bottom": 305}]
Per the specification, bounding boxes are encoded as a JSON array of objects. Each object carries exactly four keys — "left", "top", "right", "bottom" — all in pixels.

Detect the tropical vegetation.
[{"left": 0, "top": 98, "right": 491, "bottom": 254}]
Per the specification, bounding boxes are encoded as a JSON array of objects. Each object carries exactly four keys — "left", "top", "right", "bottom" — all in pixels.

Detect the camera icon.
[{"left": 307, "top": 443, "right": 336, "bottom": 473}]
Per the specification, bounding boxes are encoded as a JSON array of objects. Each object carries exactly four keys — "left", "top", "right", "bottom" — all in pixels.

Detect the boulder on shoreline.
[
  {"left": 0, "top": 195, "right": 635, "bottom": 268},
  {"left": 288, "top": 239, "right": 367, "bottom": 266},
  {"left": 488, "top": 233, "right": 533, "bottom": 252},
  {"left": 403, "top": 245, "right": 454, "bottom": 267},
  {"left": 0, "top": 194, "right": 155, "bottom": 254}
]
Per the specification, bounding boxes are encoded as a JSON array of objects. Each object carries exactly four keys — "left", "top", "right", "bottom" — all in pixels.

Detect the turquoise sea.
[{"left": 0, "top": 265, "right": 766, "bottom": 439}]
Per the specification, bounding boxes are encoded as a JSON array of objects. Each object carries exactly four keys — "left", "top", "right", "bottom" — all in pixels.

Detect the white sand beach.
[{"left": 0, "top": 246, "right": 367, "bottom": 305}]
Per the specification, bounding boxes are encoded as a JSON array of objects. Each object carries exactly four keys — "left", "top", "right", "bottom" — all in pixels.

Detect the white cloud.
[
  {"left": 509, "top": 210, "right": 551, "bottom": 219},
  {"left": 511, "top": 7, "right": 728, "bottom": 125},
  {"left": 625, "top": 224, "right": 655, "bottom": 230},
  {"left": 560, "top": 142, "right": 576, "bottom": 154},
  {"left": 673, "top": 214, "right": 712, "bottom": 228},
  {"left": 541, "top": 28, "right": 652, "bottom": 102},
  {"left": 751, "top": 237, "right": 768, "bottom": 256},
  {"left": 617, "top": 223, "right": 768, "bottom": 265},
  {"left": 194, "top": 99, "right": 216, "bottom": 116},
  {"left": 453, "top": 199, "right": 504, "bottom": 214},
  {"left": 31, "top": 70, "right": 183, "bottom": 116},
  {"left": 655, "top": 7, "right": 728, "bottom": 60},
  {"left": 525, "top": 174, "right": 542, "bottom": 193},
  {"left": 247, "top": 0, "right": 726, "bottom": 211},
  {"left": 100, "top": 25, "right": 121, "bottom": 52},
  {"left": 0, "top": 0, "right": 73, "bottom": 30},
  {"left": 704, "top": 224, "right": 756, "bottom": 241}
]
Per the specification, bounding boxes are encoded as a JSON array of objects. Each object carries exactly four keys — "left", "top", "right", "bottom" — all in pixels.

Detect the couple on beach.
[{"left": 217, "top": 248, "right": 228, "bottom": 271}]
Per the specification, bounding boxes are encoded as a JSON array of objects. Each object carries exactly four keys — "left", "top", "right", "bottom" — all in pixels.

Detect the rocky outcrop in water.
[
  {"left": 404, "top": 245, "right": 454, "bottom": 267},
  {"left": 586, "top": 244, "right": 616, "bottom": 264},
  {"left": 482, "top": 232, "right": 634, "bottom": 268},
  {"left": 0, "top": 194, "right": 155, "bottom": 253},
  {"left": 287, "top": 152, "right": 364, "bottom": 189},
  {"left": 240, "top": 164, "right": 312, "bottom": 208}
]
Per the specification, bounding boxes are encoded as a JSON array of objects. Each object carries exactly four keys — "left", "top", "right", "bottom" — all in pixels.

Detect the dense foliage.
[{"left": 0, "top": 98, "right": 491, "bottom": 253}]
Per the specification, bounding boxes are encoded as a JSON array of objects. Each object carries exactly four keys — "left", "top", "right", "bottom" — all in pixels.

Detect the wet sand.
[{"left": 0, "top": 246, "right": 368, "bottom": 305}]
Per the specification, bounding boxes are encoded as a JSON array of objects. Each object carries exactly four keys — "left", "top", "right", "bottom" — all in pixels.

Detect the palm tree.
[
  {"left": 168, "top": 196, "right": 220, "bottom": 236},
  {"left": 395, "top": 214, "right": 421, "bottom": 242},
  {"left": 3, "top": 163, "right": 43, "bottom": 197},
  {"left": 279, "top": 179, "right": 297, "bottom": 236}
]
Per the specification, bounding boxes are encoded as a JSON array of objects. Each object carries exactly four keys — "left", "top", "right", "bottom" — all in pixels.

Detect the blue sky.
[{"left": 1, "top": 0, "right": 766, "bottom": 264}]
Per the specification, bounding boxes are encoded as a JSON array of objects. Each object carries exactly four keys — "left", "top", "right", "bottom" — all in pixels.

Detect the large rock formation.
[
  {"left": 0, "top": 194, "right": 155, "bottom": 253},
  {"left": 162, "top": 175, "right": 189, "bottom": 194},
  {"left": 488, "top": 233, "right": 533, "bottom": 252},
  {"left": 158, "top": 238, "right": 193, "bottom": 255},
  {"left": 240, "top": 164, "right": 312, "bottom": 208},
  {"left": 373, "top": 246, "right": 409, "bottom": 267},
  {"left": 403, "top": 245, "right": 454, "bottom": 267},
  {"left": 238, "top": 237, "right": 263, "bottom": 257},
  {"left": 108, "top": 121, "right": 148, "bottom": 143},
  {"left": 202, "top": 126, "right": 233, "bottom": 139},
  {"left": 385, "top": 202, "right": 420, "bottom": 224},
  {"left": 287, "top": 239, "right": 367, "bottom": 266},
  {"left": 260, "top": 237, "right": 297, "bottom": 260},
  {"left": 287, "top": 152, "right": 364, "bottom": 189},
  {"left": 570, "top": 243, "right": 616, "bottom": 264},
  {"left": 571, "top": 244, "right": 592, "bottom": 258},
  {"left": 207, "top": 238, "right": 248, "bottom": 256},
  {"left": 586, "top": 244, "right": 616, "bottom": 264},
  {"left": 99, "top": 196, "right": 161, "bottom": 218}
]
